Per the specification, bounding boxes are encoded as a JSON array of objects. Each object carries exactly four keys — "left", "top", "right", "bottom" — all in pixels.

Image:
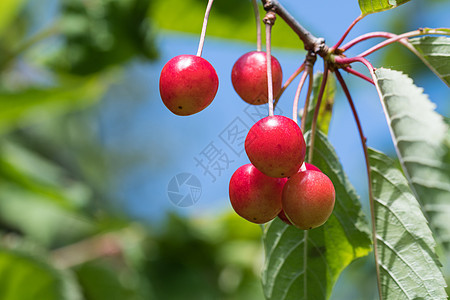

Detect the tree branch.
[{"left": 260, "top": 0, "right": 329, "bottom": 57}]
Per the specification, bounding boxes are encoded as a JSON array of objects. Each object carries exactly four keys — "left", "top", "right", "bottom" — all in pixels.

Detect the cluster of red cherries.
[{"left": 159, "top": 50, "right": 335, "bottom": 230}]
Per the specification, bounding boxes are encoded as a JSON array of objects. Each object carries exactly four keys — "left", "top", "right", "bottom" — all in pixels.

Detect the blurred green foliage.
[
  {"left": 151, "top": 0, "right": 303, "bottom": 50},
  {"left": 0, "top": 0, "right": 448, "bottom": 299},
  {"left": 0, "top": 0, "right": 265, "bottom": 298},
  {"left": 52, "top": 0, "right": 158, "bottom": 74}
]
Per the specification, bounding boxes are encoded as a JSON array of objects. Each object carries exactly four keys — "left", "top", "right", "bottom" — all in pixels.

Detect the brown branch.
[{"left": 260, "top": 0, "right": 329, "bottom": 57}]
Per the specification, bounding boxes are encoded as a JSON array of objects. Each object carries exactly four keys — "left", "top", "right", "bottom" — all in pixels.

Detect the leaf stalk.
[{"left": 335, "top": 69, "right": 383, "bottom": 300}]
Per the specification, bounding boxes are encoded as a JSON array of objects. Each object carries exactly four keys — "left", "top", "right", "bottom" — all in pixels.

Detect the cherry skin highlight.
[
  {"left": 245, "top": 115, "right": 306, "bottom": 178},
  {"left": 231, "top": 51, "right": 282, "bottom": 105},
  {"left": 229, "top": 164, "right": 284, "bottom": 224},
  {"left": 282, "top": 170, "right": 335, "bottom": 230},
  {"left": 277, "top": 162, "right": 321, "bottom": 225},
  {"left": 159, "top": 55, "right": 219, "bottom": 116}
]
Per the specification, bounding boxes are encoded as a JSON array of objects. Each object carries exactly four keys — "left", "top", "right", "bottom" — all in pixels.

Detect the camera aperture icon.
[{"left": 167, "top": 173, "right": 202, "bottom": 207}]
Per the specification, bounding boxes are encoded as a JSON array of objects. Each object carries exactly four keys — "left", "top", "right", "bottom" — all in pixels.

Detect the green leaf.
[
  {"left": 151, "top": 0, "right": 303, "bottom": 49},
  {"left": 409, "top": 36, "right": 450, "bottom": 87},
  {"left": 374, "top": 68, "right": 450, "bottom": 249},
  {"left": 358, "top": 0, "right": 411, "bottom": 16},
  {"left": 303, "top": 72, "right": 336, "bottom": 134},
  {"left": 369, "top": 148, "right": 447, "bottom": 299},
  {"left": 0, "top": 0, "right": 27, "bottom": 37},
  {"left": 0, "top": 76, "right": 107, "bottom": 135},
  {"left": 0, "top": 249, "right": 82, "bottom": 300},
  {"left": 262, "top": 131, "right": 371, "bottom": 300}
]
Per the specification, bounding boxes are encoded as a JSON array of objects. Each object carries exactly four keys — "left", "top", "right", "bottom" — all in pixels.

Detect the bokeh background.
[{"left": 0, "top": 0, "right": 448, "bottom": 299}]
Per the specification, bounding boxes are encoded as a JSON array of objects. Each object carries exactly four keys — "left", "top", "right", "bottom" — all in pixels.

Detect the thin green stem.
[
  {"left": 197, "top": 0, "right": 215, "bottom": 57},
  {"left": 308, "top": 61, "right": 328, "bottom": 162},
  {"left": 251, "top": 0, "right": 262, "bottom": 51},
  {"left": 335, "top": 69, "right": 383, "bottom": 300}
]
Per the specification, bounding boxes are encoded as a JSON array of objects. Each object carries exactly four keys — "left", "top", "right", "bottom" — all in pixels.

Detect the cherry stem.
[
  {"left": 334, "top": 69, "right": 383, "bottom": 300},
  {"left": 308, "top": 61, "right": 328, "bottom": 162},
  {"left": 292, "top": 68, "right": 309, "bottom": 124},
  {"left": 196, "top": 0, "right": 215, "bottom": 57},
  {"left": 330, "top": 15, "right": 364, "bottom": 52},
  {"left": 343, "top": 66, "right": 374, "bottom": 85},
  {"left": 339, "top": 31, "right": 441, "bottom": 80},
  {"left": 264, "top": 11, "right": 276, "bottom": 117},
  {"left": 342, "top": 28, "right": 449, "bottom": 52},
  {"left": 334, "top": 56, "right": 374, "bottom": 74},
  {"left": 300, "top": 54, "right": 316, "bottom": 133},
  {"left": 252, "top": 0, "right": 262, "bottom": 51},
  {"left": 357, "top": 28, "right": 449, "bottom": 58},
  {"left": 274, "top": 63, "right": 305, "bottom": 109},
  {"left": 341, "top": 31, "right": 403, "bottom": 51}
]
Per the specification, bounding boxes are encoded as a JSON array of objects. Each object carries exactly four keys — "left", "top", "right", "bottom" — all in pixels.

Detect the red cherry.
[
  {"left": 229, "top": 164, "right": 284, "bottom": 224},
  {"left": 159, "top": 55, "right": 219, "bottom": 116},
  {"left": 245, "top": 115, "right": 306, "bottom": 178},
  {"left": 282, "top": 170, "right": 335, "bottom": 230},
  {"left": 277, "top": 163, "right": 320, "bottom": 225},
  {"left": 231, "top": 51, "right": 283, "bottom": 105},
  {"left": 278, "top": 209, "right": 294, "bottom": 225}
]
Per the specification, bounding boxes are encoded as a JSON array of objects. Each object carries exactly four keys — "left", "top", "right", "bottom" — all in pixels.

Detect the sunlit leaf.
[
  {"left": 409, "top": 36, "right": 450, "bottom": 86},
  {"left": 0, "top": 0, "right": 27, "bottom": 37},
  {"left": 369, "top": 148, "right": 447, "bottom": 299},
  {"left": 358, "top": 0, "right": 411, "bottom": 15},
  {"left": 374, "top": 68, "right": 450, "bottom": 249},
  {"left": 262, "top": 131, "right": 371, "bottom": 300},
  {"left": 0, "top": 249, "right": 82, "bottom": 300},
  {"left": 151, "top": 0, "right": 303, "bottom": 49}
]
